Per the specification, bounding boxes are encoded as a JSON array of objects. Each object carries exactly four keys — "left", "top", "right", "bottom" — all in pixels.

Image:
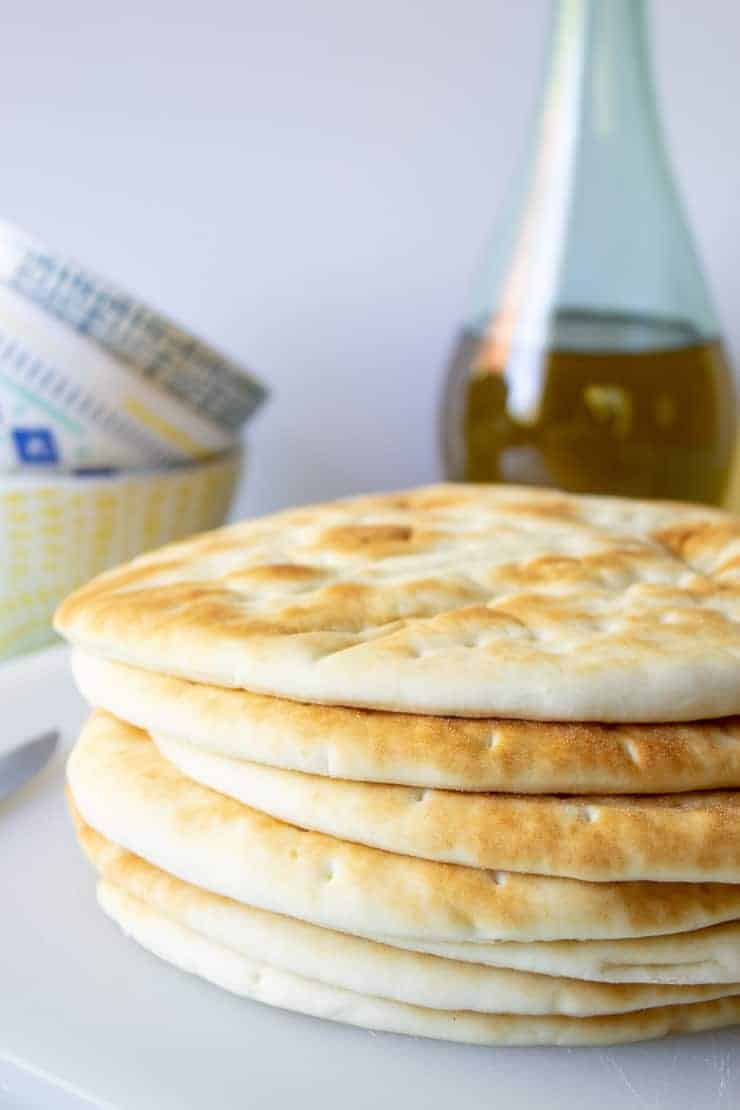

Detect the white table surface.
[{"left": 1, "top": 645, "right": 739, "bottom": 1110}]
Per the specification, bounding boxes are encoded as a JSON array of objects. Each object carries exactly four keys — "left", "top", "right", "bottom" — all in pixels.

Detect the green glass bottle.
[{"left": 440, "top": 0, "right": 736, "bottom": 503}]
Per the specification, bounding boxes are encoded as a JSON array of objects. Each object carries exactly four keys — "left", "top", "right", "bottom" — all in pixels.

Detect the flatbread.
[
  {"left": 390, "top": 925, "right": 740, "bottom": 985},
  {"left": 74, "top": 816, "right": 740, "bottom": 1013},
  {"left": 72, "top": 652, "right": 740, "bottom": 794},
  {"left": 54, "top": 484, "right": 740, "bottom": 721},
  {"left": 72, "top": 801, "right": 740, "bottom": 986},
  {"left": 154, "top": 733, "right": 740, "bottom": 882},
  {"left": 67, "top": 713, "right": 740, "bottom": 943},
  {"left": 99, "top": 882, "right": 740, "bottom": 1046}
]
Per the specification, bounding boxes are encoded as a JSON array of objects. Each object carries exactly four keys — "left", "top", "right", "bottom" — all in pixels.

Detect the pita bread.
[
  {"left": 72, "top": 801, "right": 740, "bottom": 986},
  {"left": 72, "top": 652, "right": 740, "bottom": 794},
  {"left": 99, "top": 882, "right": 740, "bottom": 1046},
  {"left": 67, "top": 713, "right": 740, "bottom": 943},
  {"left": 390, "top": 924, "right": 740, "bottom": 985},
  {"left": 74, "top": 816, "right": 740, "bottom": 1013},
  {"left": 54, "top": 485, "right": 740, "bottom": 722},
  {"left": 154, "top": 734, "right": 740, "bottom": 882}
]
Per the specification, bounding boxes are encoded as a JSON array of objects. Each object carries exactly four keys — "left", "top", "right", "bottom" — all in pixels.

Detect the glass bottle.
[{"left": 440, "top": 0, "right": 736, "bottom": 503}]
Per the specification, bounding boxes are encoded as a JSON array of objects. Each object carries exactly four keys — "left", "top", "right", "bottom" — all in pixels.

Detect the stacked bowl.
[
  {"left": 0, "top": 222, "right": 265, "bottom": 660},
  {"left": 58, "top": 483, "right": 740, "bottom": 1046}
]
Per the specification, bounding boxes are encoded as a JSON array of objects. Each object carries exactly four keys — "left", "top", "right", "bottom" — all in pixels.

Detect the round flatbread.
[
  {"left": 72, "top": 652, "right": 740, "bottom": 794},
  {"left": 54, "top": 484, "right": 740, "bottom": 721},
  {"left": 67, "top": 713, "right": 740, "bottom": 943},
  {"left": 152, "top": 734, "right": 740, "bottom": 882},
  {"left": 74, "top": 816, "right": 740, "bottom": 1014},
  {"left": 387, "top": 924, "right": 740, "bottom": 985},
  {"left": 99, "top": 882, "right": 740, "bottom": 1046},
  {"left": 73, "top": 799, "right": 740, "bottom": 986}
]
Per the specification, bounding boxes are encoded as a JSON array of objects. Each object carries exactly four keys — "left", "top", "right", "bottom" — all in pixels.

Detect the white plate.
[{"left": 1, "top": 646, "right": 739, "bottom": 1110}]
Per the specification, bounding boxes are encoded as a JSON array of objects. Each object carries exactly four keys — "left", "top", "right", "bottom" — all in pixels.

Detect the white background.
[{"left": 1, "top": 0, "right": 739, "bottom": 519}]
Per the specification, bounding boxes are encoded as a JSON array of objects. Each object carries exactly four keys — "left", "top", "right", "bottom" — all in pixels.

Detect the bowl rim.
[{"left": 0, "top": 445, "right": 243, "bottom": 488}]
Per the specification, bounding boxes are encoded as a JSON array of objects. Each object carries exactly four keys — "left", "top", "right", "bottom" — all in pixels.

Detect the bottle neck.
[
  {"left": 547, "top": 0, "right": 662, "bottom": 172},
  {"left": 472, "top": 0, "right": 717, "bottom": 410}
]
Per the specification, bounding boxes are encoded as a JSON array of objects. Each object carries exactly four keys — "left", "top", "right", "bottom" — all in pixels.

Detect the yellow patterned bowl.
[{"left": 0, "top": 449, "right": 241, "bottom": 662}]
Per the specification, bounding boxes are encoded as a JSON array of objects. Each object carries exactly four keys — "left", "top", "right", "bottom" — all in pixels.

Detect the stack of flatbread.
[{"left": 55, "top": 484, "right": 740, "bottom": 1046}]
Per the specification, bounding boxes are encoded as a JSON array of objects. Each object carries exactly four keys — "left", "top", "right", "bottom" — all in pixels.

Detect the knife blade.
[{"left": 0, "top": 730, "right": 59, "bottom": 803}]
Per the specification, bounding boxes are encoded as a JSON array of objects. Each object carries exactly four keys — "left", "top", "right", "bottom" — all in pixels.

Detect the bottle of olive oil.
[{"left": 440, "top": 0, "right": 736, "bottom": 503}]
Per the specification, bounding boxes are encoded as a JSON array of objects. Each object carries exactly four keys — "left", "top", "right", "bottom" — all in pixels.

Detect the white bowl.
[{"left": 0, "top": 221, "right": 266, "bottom": 469}]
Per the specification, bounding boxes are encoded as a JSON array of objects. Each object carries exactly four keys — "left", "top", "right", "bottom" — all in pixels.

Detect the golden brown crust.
[
  {"left": 69, "top": 807, "right": 740, "bottom": 986},
  {"left": 153, "top": 733, "right": 740, "bottom": 881},
  {"left": 73, "top": 651, "right": 740, "bottom": 793},
  {"left": 66, "top": 712, "right": 740, "bottom": 943},
  {"left": 69, "top": 813, "right": 740, "bottom": 1016},
  {"left": 55, "top": 484, "right": 740, "bottom": 721}
]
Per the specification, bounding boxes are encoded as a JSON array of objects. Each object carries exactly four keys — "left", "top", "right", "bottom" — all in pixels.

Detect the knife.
[{"left": 0, "top": 730, "right": 59, "bottom": 803}]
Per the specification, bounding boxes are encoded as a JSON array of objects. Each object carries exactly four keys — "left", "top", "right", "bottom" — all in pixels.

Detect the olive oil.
[
  {"left": 439, "top": 1, "right": 736, "bottom": 503},
  {"left": 443, "top": 314, "right": 735, "bottom": 503}
]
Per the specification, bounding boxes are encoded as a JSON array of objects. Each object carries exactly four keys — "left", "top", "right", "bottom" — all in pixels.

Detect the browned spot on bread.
[
  {"left": 503, "top": 496, "right": 578, "bottom": 519},
  {"left": 654, "top": 521, "right": 740, "bottom": 564},
  {"left": 315, "top": 524, "right": 445, "bottom": 559},
  {"left": 225, "top": 564, "right": 326, "bottom": 587}
]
